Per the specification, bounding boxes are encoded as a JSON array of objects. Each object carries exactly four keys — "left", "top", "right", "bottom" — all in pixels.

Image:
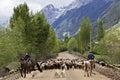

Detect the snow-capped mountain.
[
  {"left": 40, "top": 0, "right": 93, "bottom": 25},
  {"left": 40, "top": 4, "right": 65, "bottom": 25},
  {"left": 51, "top": 0, "right": 113, "bottom": 39}
]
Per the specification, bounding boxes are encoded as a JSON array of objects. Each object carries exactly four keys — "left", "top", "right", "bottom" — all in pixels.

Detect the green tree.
[
  {"left": 45, "top": 29, "right": 59, "bottom": 54},
  {"left": 0, "top": 3, "right": 60, "bottom": 68},
  {"left": 67, "top": 37, "right": 78, "bottom": 52},
  {"left": 93, "top": 22, "right": 120, "bottom": 64},
  {"left": 78, "top": 18, "right": 92, "bottom": 53},
  {"left": 10, "top": 3, "right": 33, "bottom": 52},
  {"left": 10, "top": 4, "right": 50, "bottom": 58},
  {"left": 97, "top": 19, "right": 104, "bottom": 41},
  {"left": 10, "top": 3, "right": 30, "bottom": 29},
  {"left": 32, "top": 13, "right": 50, "bottom": 58}
]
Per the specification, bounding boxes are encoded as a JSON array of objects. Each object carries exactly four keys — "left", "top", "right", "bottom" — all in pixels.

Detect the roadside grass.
[
  {"left": 95, "top": 54, "right": 110, "bottom": 63},
  {"left": 7, "top": 61, "right": 20, "bottom": 70}
]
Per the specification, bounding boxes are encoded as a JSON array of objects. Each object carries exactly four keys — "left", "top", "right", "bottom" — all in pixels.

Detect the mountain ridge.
[
  {"left": 40, "top": 0, "right": 93, "bottom": 25},
  {"left": 51, "top": 0, "right": 113, "bottom": 39}
]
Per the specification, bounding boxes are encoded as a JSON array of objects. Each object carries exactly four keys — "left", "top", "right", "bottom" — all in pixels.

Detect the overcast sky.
[{"left": 0, "top": 0, "right": 74, "bottom": 21}]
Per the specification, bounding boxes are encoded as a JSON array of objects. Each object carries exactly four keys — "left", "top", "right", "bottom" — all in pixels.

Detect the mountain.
[
  {"left": 40, "top": 0, "right": 93, "bottom": 25},
  {"left": 63, "top": 0, "right": 93, "bottom": 10},
  {"left": 51, "top": 0, "right": 113, "bottom": 39},
  {"left": 92, "top": 0, "right": 120, "bottom": 38},
  {"left": 40, "top": 4, "right": 65, "bottom": 25},
  {"left": 100, "top": 0, "right": 120, "bottom": 30}
]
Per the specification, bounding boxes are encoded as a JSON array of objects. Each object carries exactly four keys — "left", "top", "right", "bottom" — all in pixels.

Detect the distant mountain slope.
[
  {"left": 40, "top": 0, "right": 93, "bottom": 25},
  {"left": 100, "top": 0, "right": 120, "bottom": 29},
  {"left": 40, "top": 4, "right": 65, "bottom": 25},
  {"left": 52, "top": 0, "right": 113, "bottom": 39}
]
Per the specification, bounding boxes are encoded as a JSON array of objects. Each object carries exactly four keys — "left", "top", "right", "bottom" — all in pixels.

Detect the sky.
[{"left": 0, "top": 0, "right": 74, "bottom": 22}]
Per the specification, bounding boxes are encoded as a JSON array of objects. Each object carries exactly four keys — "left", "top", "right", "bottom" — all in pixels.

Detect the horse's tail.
[{"left": 36, "top": 62, "right": 43, "bottom": 72}]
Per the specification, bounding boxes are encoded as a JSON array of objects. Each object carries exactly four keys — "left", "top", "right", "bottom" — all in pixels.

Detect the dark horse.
[{"left": 19, "top": 58, "right": 42, "bottom": 78}]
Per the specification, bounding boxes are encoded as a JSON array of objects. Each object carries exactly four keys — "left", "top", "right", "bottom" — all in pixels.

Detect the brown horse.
[
  {"left": 83, "top": 60, "right": 95, "bottom": 77},
  {"left": 19, "top": 58, "right": 42, "bottom": 78}
]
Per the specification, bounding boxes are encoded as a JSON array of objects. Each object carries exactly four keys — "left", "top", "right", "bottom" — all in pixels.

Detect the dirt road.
[{"left": 17, "top": 51, "right": 112, "bottom": 80}]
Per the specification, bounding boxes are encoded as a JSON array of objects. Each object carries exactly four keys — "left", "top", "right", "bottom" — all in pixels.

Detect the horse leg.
[
  {"left": 23, "top": 69, "right": 26, "bottom": 78},
  {"left": 84, "top": 63, "right": 87, "bottom": 77},
  {"left": 90, "top": 70, "right": 92, "bottom": 76},
  {"left": 90, "top": 63, "right": 93, "bottom": 76},
  {"left": 87, "top": 71, "right": 89, "bottom": 77},
  {"left": 28, "top": 67, "right": 31, "bottom": 73},
  {"left": 20, "top": 69, "right": 23, "bottom": 77}
]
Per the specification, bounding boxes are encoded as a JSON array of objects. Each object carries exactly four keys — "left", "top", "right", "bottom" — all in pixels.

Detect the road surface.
[{"left": 17, "top": 51, "right": 112, "bottom": 80}]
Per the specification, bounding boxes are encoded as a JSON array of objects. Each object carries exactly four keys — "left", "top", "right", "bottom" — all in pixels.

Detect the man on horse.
[
  {"left": 87, "top": 51, "right": 95, "bottom": 60},
  {"left": 24, "top": 52, "right": 31, "bottom": 64},
  {"left": 82, "top": 51, "right": 95, "bottom": 77},
  {"left": 87, "top": 51, "right": 95, "bottom": 69}
]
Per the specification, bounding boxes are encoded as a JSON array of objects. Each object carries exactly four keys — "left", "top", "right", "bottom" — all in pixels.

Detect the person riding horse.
[
  {"left": 87, "top": 51, "right": 95, "bottom": 69},
  {"left": 87, "top": 51, "right": 95, "bottom": 60},
  {"left": 24, "top": 52, "right": 31, "bottom": 64}
]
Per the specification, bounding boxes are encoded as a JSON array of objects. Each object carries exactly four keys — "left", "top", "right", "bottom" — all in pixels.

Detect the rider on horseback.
[
  {"left": 87, "top": 51, "right": 95, "bottom": 60},
  {"left": 24, "top": 52, "right": 31, "bottom": 63},
  {"left": 87, "top": 51, "right": 95, "bottom": 69}
]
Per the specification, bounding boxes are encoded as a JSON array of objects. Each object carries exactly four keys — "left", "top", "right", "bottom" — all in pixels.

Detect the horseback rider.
[
  {"left": 87, "top": 51, "right": 95, "bottom": 69},
  {"left": 24, "top": 52, "right": 31, "bottom": 63},
  {"left": 87, "top": 51, "right": 95, "bottom": 60}
]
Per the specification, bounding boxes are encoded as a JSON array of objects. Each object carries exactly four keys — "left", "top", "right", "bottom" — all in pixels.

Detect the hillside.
[
  {"left": 40, "top": 4, "right": 65, "bottom": 25},
  {"left": 94, "top": 22, "right": 120, "bottom": 64},
  {"left": 100, "top": 0, "right": 120, "bottom": 29},
  {"left": 51, "top": 0, "right": 113, "bottom": 39}
]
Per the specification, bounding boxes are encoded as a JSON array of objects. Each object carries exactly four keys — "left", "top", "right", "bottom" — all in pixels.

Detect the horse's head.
[{"left": 19, "top": 57, "right": 25, "bottom": 64}]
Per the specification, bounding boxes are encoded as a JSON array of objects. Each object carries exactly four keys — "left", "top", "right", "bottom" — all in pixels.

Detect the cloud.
[{"left": 0, "top": 0, "right": 74, "bottom": 21}]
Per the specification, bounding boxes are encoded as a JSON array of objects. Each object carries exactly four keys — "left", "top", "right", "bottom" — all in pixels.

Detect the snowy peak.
[
  {"left": 42, "top": 4, "right": 58, "bottom": 11},
  {"left": 40, "top": 0, "right": 94, "bottom": 25},
  {"left": 45, "top": 4, "right": 54, "bottom": 9},
  {"left": 40, "top": 0, "right": 113, "bottom": 26},
  {"left": 40, "top": 4, "right": 65, "bottom": 25}
]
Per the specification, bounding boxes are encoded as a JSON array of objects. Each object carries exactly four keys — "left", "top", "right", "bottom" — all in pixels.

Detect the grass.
[{"left": 94, "top": 54, "right": 109, "bottom": 63}]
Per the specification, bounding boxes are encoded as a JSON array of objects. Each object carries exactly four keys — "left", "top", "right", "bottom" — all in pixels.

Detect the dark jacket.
[
  {"left": 24, "top": 54, "right": 30, "bottom": 61},
  {"left": 87, "top": 52, "right": 94, "bottom": 60}
]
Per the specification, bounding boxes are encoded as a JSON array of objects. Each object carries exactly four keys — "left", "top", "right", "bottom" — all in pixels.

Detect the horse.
[
  {"left": 19, "top": 58, "right": 42, "bottom": 78},
  {"left": 83, "top": 60, "right": 95, "bottom": 77}
]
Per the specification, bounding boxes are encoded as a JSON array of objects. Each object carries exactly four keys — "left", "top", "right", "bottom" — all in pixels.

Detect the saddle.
[{"left": 26, "top": 60, "right": 32, "bottom": 65}]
